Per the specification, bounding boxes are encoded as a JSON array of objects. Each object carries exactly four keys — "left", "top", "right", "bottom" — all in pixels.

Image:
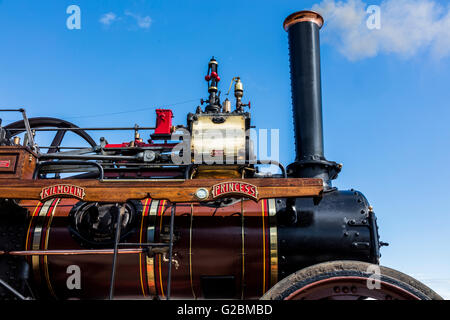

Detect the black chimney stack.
[{"left": 284, "top": 11, "right": 340, "bottom": 187}]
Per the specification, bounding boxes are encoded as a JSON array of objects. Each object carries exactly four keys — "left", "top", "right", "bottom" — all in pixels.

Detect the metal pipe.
[
  {"left": 117, "top": 243, "right": 169, "bottom": 247},
  {"left": 284, "top": 11, "right": 340, "bottom": 185},
  {"left": 6, "top": 126, "right": 156, "bottom": 132},
  {"left": 37, "top": 146, "right": 90, "bottom": 150},
  {"left": 39, "top": 154, "right": 138, "bottom": 161},
  {"left": 7, "top": 248, "right": 145, "bottom": 256},
  {"left": 255, "top": 160, "right": 287, "bottom": 178},
  {"left": 285, "top": 11, "right": 324, "bottom": 162}
]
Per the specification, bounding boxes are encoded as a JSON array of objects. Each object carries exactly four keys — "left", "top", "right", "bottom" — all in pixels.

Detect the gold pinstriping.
[
  {"left": 189, "top": 204, "right": 196, "bottom": 299},
  {"left": 158, "top": 200, "right": 166, "bottom": 298},
  {"left": 139, "top": 198, "right": 150, "bottom": 296},
  {"left": 146, "top": 199, "right": 159, "bottom": 296},
  {"left": 43, "top": 198, "right": 60, "bottom": 298},
  {"left": 268, "top": 199, "right": 278, "bottom": 288},
  {"left": 31, "top": 199, "right": 53, "bottom": 285},
  {"left": 262, "top": 200, "right": 266, "bottom": 294},
  {"left": 241, "top": 199, "right": 245, "bottom": 299}
]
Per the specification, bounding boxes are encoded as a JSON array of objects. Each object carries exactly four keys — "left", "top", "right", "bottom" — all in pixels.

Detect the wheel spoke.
[{"left": 48, "top": 130, "right": 66, "bottom": 153}]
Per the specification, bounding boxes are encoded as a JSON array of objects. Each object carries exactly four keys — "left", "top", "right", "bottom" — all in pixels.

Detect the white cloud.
[
  {"left": 312, "top": 0, "right": 450, "bottom": 60},
  {"left": 125, "top": 11, "right": 152, "bottom": 29},
  {"left": 99, "top": 12, "right": 117, "bottom": 26}
]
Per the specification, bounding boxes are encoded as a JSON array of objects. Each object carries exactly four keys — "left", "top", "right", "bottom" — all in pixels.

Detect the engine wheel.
[
  {"left": 5, "top": 117, "right": 96, "bottom": 153},
  {"left": 261, "top": 260, "right": 443, "bottom": 300}
]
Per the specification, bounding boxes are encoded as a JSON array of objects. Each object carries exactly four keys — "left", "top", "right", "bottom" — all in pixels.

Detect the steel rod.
[
  {"left": 0, "top": 108, "right": 25, "bottom": 111},
  {"left": 109, "top": 205, "right": 124, "bottom": 300},
  {"left": 19, "top": 109, "right": 37, "bottom": 153},
  {"left": 117, "top": 243, "right": 169, "bottom": 247},
  {"left": 0, "top": 109, "right": 37, "bottom": 152},
  {"left": 39, "top": 154, "right": 139, "bottom": 161},
  {"left": 7, "top": 126, "right": 156, "bottom": 132},
  {"left": 0, "top": 278, "right": 29, "bottom": 300},
  {"left": 38, "top": 146, "right": 91, "bottom": 150}
]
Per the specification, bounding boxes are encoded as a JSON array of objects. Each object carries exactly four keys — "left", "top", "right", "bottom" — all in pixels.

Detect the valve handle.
[{"left": 242, "top": 101, "right": 251, "bottom": 109}]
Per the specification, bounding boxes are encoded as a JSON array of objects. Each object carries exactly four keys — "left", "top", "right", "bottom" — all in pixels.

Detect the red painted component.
[
  {"left": 104, "top": 142, "right": 147, "bottom": 148},
  {"left": 104, "top": 143, "right": 132, "bottom": 148},
  {"left": 210, "top": 71, "right": 218, "bottom": 78},
  {"left": 104, "top": 142, "right": 178, "bottom": 149},
  {"left": 205, "top": 75, "right": 211, "bottom": 81},
  {"left": 154, "top": 109, "right": 173, "bottom": 135},
  {"left": 216, "top": 76, "right": 220, "bottom": 82},
  {"left": 0, "top": 160, "right": 10, "bottom": 168}
]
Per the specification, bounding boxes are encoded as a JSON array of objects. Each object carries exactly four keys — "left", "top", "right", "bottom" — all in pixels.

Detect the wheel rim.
[
  {"left": 5, "top": 117, "right": 96, "bottom": 153},
  {"left": 285, "top": 276, "right": 422, "bottom": 300}
]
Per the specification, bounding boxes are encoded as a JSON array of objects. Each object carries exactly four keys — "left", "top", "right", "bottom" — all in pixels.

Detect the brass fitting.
[{"left": 234, "top": 77, "right": 243, "bottom": 99}]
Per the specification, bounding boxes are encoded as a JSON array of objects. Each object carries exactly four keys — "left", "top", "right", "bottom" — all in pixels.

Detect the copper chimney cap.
[{"left": 283, "top": 10, "right": 324, "bottom": 31}]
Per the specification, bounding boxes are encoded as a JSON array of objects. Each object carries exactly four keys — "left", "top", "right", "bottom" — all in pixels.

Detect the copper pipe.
[{"left": 8, "top": 248, "right": 145, "bottom": 256}]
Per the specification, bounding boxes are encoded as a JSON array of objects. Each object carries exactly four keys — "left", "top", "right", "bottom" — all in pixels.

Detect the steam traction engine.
[{"left": 0, "top": 11, "right": 442, "bottom": 300}]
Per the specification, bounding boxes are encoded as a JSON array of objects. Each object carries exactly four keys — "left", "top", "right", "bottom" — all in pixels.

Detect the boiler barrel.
[{"left": 17, "top": 192, "right": 378, "bottom": 299}]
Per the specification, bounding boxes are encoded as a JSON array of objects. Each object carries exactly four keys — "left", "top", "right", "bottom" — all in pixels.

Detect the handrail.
[{"left": 6, "top": 126, "right": 156, "bottom": 132}]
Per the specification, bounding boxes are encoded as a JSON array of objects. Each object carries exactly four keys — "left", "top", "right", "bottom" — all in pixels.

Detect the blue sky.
[{"left": 1, "top": 0, "right": 449, "bottom": 298}]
